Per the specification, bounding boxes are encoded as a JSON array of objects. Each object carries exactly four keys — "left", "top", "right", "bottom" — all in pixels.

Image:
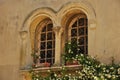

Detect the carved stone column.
[
  {"left": 20, "top": 31, "right": 28, "bottom": 68},
  {"left": 53, "top": 26, "right": 63, "bottom": 65}
]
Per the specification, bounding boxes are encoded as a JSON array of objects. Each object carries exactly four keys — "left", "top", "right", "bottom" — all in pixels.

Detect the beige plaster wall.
[
  {"left": 0, "top": 0, "right": 120, "bottom": 80},
  {"left": 94, "top": 0, "right": 120, "bottom": 64}
]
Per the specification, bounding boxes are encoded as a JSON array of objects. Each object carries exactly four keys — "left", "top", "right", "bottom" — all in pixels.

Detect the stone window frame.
[
  {"left": 67, "top": 14, "right": 88, "bottom": 54},
  {"left": 20, "top": 2, "right": 96, "bottom": 68},
  {"left": 35, "top": 19, "right": 55, "bottom": 66}
]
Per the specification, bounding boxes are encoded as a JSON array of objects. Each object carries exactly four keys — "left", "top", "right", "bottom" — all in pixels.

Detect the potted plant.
[
  {"left": 44, "top": 62, "right": 51, "bottom": 67},
  {"left": 63, "top": 41, "right": 79, "bottom": 65}
]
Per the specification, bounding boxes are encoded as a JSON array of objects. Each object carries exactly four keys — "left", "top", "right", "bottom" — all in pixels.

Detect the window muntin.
[
  {"left": 36, "top": 20, "right": 55, "bottom": 65},
  {"left": 69, "top": 14, "right": 88, "bottom": 54}
]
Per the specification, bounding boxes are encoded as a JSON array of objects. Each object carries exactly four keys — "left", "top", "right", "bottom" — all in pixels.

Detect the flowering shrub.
[
  {"left": 75, "top": 54, "right": 120, "bottom": 80},
  {"left": 30, "top": 42, "right": 120, "bottom": 80},
  {"left": 30, "top": 54, "right": 120, "bottom": 80},
  {"left": 62, "top": 41, "right": 78, "bottom": 63}
]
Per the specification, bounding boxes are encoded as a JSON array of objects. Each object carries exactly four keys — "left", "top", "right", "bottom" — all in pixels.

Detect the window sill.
[
  {"left": 20, "top": 65, "right": 82, "bottom": 80},
  {"left": 21, "top": 64, "right": 82, "bottom": 72},
  {"left": 33, "top": 65, "right": 82, "bottom": 72}
]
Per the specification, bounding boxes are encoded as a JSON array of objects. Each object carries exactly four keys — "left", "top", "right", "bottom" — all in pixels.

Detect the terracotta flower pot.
[
  {"left": 44, "top": 62, "right": 50, "bottom": 67},
  {"left": 66, "top": 60, "right": 79, "bottom": 65}
]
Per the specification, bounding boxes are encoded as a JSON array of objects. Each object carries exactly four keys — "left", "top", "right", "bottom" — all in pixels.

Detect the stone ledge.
[
  {"left": 21, "top": 65, "right": 82, "bottom": 72},
  {"left": 20, "top": 65, "right": 82, "bottom": 80}
]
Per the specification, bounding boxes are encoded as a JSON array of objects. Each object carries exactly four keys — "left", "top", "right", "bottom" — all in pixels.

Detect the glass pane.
[
  {"left": 40, "top": 59, "right": 45, "bottom": 63},
  {"left": 47, "top": 32, "right": 52, "bottom": 40},
  {"left": 78, "top": 46, "right": 84, "bottom": 54},
  {"left": 78, "top": 28, "right": 84, "bottom": 35},
  {"left": 72, "top": 21, "right": 77, "bottom": 27},
  {"left": 47, "top": 59, "right": 52, "bottom": 63},
  {"left": 47, "top": 50, "right": 52, "bottom": 58},
  {"left": 42, "top": 26, "right": 46, "bottom": 32},
  {"left": 53, "top": 50, "right": 55, "bottom": 57},
  {"left": 47, "top": 41, "right": 52, "bottom": 49},
  {"left": 40, "top": 42, "right": 46, "bottom": 49},
  {"left": 71, "top": 38, "right": 77, "bottom": 43},
  {"left": 71, "top": 29, "right": 77, "bottom": 36},
  {"left": 41, "top": 33, "right": 46, "bottom": 41},
  {"left": 78, "top": 18, "right": 84, "bottom": 26},
  {"left": 40, "top": 51, "right": 45, "bottom": 59},
  {"left": 78, "top": 37, "right": 84, "bottom": 45},
  {"left": 85, "top": 19, "right": 88, "bottom": 25},
  {"left": 47, "top": 24, "right": 53, "bottom": 31},
  {"left": 86, "top": 36, "right": 88, "bottom": 45}
]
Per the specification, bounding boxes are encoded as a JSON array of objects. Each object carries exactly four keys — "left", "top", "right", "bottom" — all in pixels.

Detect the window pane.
[
  {"left": 40, "top": 59, "right": 45, "bottom": 63},
  {"left": 40, "top": 42, "right": 46, "bottom": 49},
  {"left": 71, "top": 29, "right": 77, "bottom": 36},
  {"left": 47, "top": 59, "right": 52, "bottom": 63},
  {"left": 78, "top": 18, "right": 84, "bottom": 26},
  {"left": 47, "top": 32, "right": 52, "bottom": 40},
  {"left": 40, "top": 51, "right": 45, "bottom": 59},
  {"left": 72, "top": 21, "right": 77, "bottom": 27},
  {"left": 41, "top": 33, "right": 46, "bottom": 41},
  {"left": 42, "top": 26, "right": 46, "bottom": 32},
  {"left": 78, "top": 28, "right": 84, "bottom": 35},
  {"left": 85, "top": 19, "right": 88, "bottom": 25},
  {"left": 47, "top": 41, "right": 52, "bottom": 49},
  {"left": 78, "top": 46, "right": 84, "bottom": 54},
  {"left": 78, "top": 37, "right": 84, "bottom": 45},
  {"left": 71, "top": 38, "right": 77, "bottom": 43},
  {"left": 53, "top": 50, "right": 55, "bottom": 57},
  {"left": 86, "top": 36, "right": 88, "bottom": 45},
  {"left": 47, "top": 24, "right": 53, "bottom": 31},
  {"left": 47, "top": 50, "right": 52, "bottom": 58}
]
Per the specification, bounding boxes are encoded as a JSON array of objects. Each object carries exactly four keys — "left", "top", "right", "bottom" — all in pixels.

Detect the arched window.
[
  {"left": 35, "top": 19, "right": 55, "bottom": 65},
  {"left": 68, "top": 14, "right": 88, "bottom": 54}
]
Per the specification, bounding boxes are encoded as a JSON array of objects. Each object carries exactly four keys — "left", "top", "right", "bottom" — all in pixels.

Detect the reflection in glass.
[
  {"left": 78, "top": 18, "right": 84, "bottom": 26},
  {"left": 41, "top": 34, "right": 46, "bottom": 41},
  {"left": 71, "top": 29, "right": 77, "bottom": 36},
  {"left": 78, "top": 28, "right": 84, "bottom": 35}
]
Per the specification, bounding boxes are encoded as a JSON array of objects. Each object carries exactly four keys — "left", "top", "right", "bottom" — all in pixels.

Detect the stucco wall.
[{"left": 0, "top": 0, "right": 120, "bottom": 80}]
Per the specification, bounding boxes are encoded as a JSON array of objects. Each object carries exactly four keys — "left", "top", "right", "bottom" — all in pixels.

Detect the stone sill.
[
  {"left": 21, "top": 65, "right": 82, "bottom": 72},
  {"left": 20, "top": 65, "right": 82, "bottom": 80}
]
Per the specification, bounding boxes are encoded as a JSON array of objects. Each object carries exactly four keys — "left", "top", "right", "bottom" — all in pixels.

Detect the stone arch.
[
  {"left": 22, "top": 7, "right": 56, "bottom": 31},
  {"left": 57, "top": 1, "right": 97, "bottom": 56},
  {"left": 20, "top": 8, "right": 56, "bottom": 68},
  {"left": 57, "top": 1, "right": 96, "bottom": 27}
]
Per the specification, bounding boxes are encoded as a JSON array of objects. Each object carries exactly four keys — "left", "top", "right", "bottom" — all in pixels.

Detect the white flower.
[
  {"left": 81, "top": 54, "right": 84, "bottom": 56},
  {"left": 106, "top": 70, "right": 109, "bottom": 73},
  {"left": 36, "top": 78, "right": 39, "bottom": 80},
  {"left": 107, "top": 74, "right": 111, "bottom": 78},
  {"left": 94, "top": 76, "right": 99, "bottom": 80},
  {"left": 54, "top": 73, "right": 57, "bottom": 77},
  {"left": 118, "top": 68, "right": 120, "bottom": 74},
  {"left": 110, "top": 67, "right": 114, "bottom": 70}
]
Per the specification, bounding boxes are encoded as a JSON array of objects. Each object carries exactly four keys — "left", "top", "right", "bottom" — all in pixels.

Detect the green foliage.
[
  {"left": 31, "top": 50, "right": 39, "bottom": 64},
  {"left": 30, "top": 42, "right": 120, "bottom": 80},
  {"left": 62, "top": 41, "right": 78, "bottom": 62},
  {"left": 30, "top": 54, "right": 120, "bottom": 80}
]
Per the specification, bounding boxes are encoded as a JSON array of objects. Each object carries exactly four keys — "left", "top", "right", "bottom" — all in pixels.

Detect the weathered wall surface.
[
  {"left": 0, "top": 0, "right": 120, "bottom": 80},
  {"left": 94, "top": 0, "right": 120, "bottom": 64}
]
